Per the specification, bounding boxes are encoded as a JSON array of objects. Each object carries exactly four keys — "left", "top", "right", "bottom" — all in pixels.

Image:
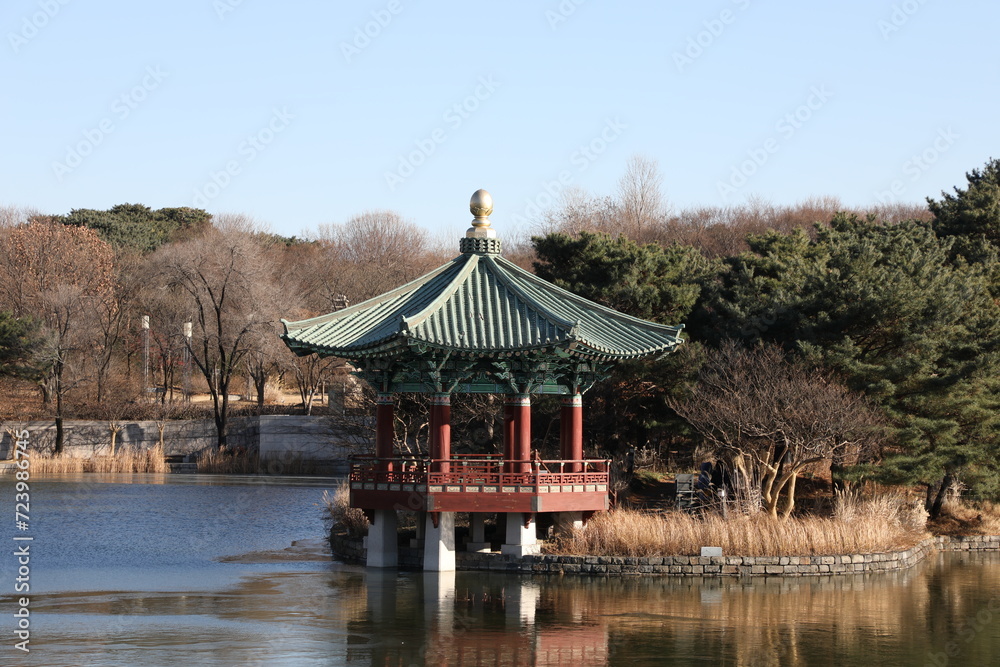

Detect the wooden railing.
[{"left": 349, "top": 455, "right": 610, "bottom": 490}]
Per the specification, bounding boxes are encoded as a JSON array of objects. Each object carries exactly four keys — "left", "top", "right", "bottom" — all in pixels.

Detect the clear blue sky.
[{"left": 3, "top": 0, "right": 998, "bottom": 240}]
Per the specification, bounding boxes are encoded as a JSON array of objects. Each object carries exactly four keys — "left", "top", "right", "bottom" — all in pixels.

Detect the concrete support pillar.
[
  {"left": 560, "top": 393, "right": 583, "bottom": 473},
  {"left": 423, "top": 511, "right": 456, "bottom": 571},
  {"left": 466, "top": 512, "right": 490, "bottom": 552},
  {"left": 505, "top": 395, "right": 532, "bottom": 474},
  {"left": 554, "top": 511, "right": 584, "bottom": 539},
  {"left": 366, "top": 509, "right": 398, "bottom": 568},
  {"left": 501, "top": 512, "right": 539, "bottom": 556},
  {"left": 430, "top": 393, "right": 451, "bottom": 473},
  {"left": 376, "top": 393, "right": 394, "bottom": 470}
]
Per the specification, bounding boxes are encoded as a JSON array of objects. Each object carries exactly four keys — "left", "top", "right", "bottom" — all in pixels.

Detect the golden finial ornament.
[{"left": 466, "top": 189, "right": 497, "bottom": 239}]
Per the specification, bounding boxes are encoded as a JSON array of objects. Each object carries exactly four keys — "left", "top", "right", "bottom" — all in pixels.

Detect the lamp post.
[
  {"left": 142, "top": 315, "right": 150, "bottom": 395},
  {"left": 183, "top": 321, "right": 192, "bottom": 403}
]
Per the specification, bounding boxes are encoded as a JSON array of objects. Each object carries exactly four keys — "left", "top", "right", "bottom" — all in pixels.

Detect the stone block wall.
[
  {"left": 328, "top": 531, "right": 1000, "bottom": 576},
  {"left": 1, "top": 415, "right": 363, "bottom": 470}
]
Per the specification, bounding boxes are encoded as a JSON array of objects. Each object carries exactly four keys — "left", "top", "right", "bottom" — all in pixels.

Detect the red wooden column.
[
  {"left": 430, "top": 393, "right": 451, "bottom": 473},
  {"left": 505, "top": 395, "right": 532, "bottom": 474},
  {"left": 560, "top": 394, "right": 583, "bottom": 473},
  {"left": 375, "top": 393, "right": 394, "bottom": 471},
  {"left": 503, "top": 402, "right": 516, "bottom": 473}
]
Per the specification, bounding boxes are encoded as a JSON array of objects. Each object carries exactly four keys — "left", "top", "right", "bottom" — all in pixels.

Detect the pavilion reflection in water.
[
  {"left": 341, "top": 553, "right": 1000, "bottom": 666},
  {"left": 354, "top": 570, "right": 610, "bottom": 666}
]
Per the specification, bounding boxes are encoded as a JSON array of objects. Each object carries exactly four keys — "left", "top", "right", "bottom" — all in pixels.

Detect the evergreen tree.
[
  {"left": 0, "top": 312, "right": 43, "bottom": 380},
  {"left": 60, "top": 204, "right": 211, "bottom": 253},
  {"left": 531, "top": 231, "right": 712, "bottom": 454},
  {"left": 532, "top": 231, "right": 713, "bottom": 323},
  {"left": 929, "top": 157, "right": 1000, "bottom": 247},
  {"left": 699, "top": 214, "right": 1000, "bottom": 509}
]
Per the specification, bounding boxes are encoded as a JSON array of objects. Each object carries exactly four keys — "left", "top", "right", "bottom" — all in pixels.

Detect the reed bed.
[
  {"left": 196, "top": 448, "right": 261, "bottom": 474},
  {"left": 195, "top": 449, "right": 315, "bottom": 474},
  {"left": 28, "top": 445, "right": 167, "bottom": 474},
  {"left": 322, "top": 480, "right": 369, "bottom": 537},
  {"left": 552, "top": 493, "right": 929, "bottom": 557}
]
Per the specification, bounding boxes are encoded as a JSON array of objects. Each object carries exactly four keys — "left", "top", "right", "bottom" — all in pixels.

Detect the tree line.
[
  {"left": 2, "top": 156, "right": 998, "bottom": 518},
  {"left": 532, "top": 156, "right": 1000, "bottom": 518}
]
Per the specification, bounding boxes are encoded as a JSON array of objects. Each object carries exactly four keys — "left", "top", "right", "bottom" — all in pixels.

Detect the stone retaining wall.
[
  {"left": 1, "top": 415, "right": 362, "bottom": 472},
  {"left": 329, "top": 532, "right": 1000, "bottom": 576}
]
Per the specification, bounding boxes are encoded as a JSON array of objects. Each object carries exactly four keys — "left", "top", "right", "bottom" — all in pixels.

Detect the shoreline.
[{"left": 329, "top": 531, "right": 1000, "bottom": 577}]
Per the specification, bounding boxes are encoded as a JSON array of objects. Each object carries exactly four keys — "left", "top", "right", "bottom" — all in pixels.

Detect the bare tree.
[
  {"left": 91, "top": 253, "right": 144, "bottom": 404},
  {"left": 150, "top": 222, "right": 282, "bottom": 448},
  {"left": 311, "top": 210, "right": 436, "bottom": 302},
  {"left": 0, "top": 205, "right": 42, "bottom": 228},
  {"left": 0, "top": 222, "right": 115, "bottom": 453},
  {"left": 669, "top": 342, "right": 883, "bottom": 518},
  {"left": 616, "top": 154, "right": 668, "bottom": 239},
  {"left": 283, "top": 350, "right": 344, "bottom": 415},
  {"left": 243, "top": 321, "right": 288, "bottom": 411}
]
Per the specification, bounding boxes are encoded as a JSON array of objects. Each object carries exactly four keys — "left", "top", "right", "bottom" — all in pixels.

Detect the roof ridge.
[
  {"left": 492, "top": 254, "right": 686, "bottom": 334},
  {"left": 401, "top": 253, "right": 480, "bottom": 334},
  {"left": 481, "top": 255, "right": 578, "bottom": 335},
  {"left": 281, "top": 257, "right": 462, "bottom": 334}
]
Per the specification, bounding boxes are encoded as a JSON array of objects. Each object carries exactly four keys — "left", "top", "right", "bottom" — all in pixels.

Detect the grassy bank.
[
  {"left": 931, "top": 500, "right": 1000, "bottom": 536},
  {"left": 28, "top": 445, "right": 168, "bottom": 474},
  {"left": 550, "top": 492, "right": 930, "bottom": 557}
]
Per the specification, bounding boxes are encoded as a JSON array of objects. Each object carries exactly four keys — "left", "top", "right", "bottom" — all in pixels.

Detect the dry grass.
[
  {"left": 196, "top": 448, "right": 260, "bottom": 474},
  {"left": 932, "top": 499, "right": 1000, "bottom": 536},
  {"left": 551, "top": 493, "right": 929, "bottom": 557},
  {"left": 195, "top": 449, "right": 316, "bottom": 474},
  {"left": 28, "top": 445, "right": 168, "bottom": 474},
  {"left": 833, "top": 487, "right": 929, "bottom": 533},
  {"left": 322, "top": 480, "right": 369, "bottom": 537},
  {"left": 975, "top": 501, "right": 1000, "bottom": 534}
]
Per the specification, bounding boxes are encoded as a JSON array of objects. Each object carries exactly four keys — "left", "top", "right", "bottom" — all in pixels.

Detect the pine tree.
[{"left": 699, "top": 215, "right": 1000, "bottom": 510}]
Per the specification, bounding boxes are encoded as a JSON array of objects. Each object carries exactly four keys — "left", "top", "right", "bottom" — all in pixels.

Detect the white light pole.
[
  {"left": 142, "top": 315, "right": 150, "bottom": 394},
  {"left": 183, "top": 321, "right": 192, "bottom": 402}
]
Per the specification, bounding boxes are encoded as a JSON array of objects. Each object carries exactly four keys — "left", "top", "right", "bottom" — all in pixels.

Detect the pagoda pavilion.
[{"left": 281, "top": 190, "right": 684, "bottom": 571}]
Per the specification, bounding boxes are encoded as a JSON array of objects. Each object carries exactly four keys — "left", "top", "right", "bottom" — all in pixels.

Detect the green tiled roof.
[{"left": 281, "top": 250, "right": 684, "bottom": 362}]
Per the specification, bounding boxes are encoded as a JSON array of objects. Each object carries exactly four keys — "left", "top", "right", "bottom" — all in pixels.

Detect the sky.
[{"left": 3, "top": 0, "right": 998, "bottom": 241}]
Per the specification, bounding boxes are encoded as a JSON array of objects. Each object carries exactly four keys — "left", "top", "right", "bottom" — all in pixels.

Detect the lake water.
[{"left": 1, "top": 474, "right": 998, "bottom": 666}]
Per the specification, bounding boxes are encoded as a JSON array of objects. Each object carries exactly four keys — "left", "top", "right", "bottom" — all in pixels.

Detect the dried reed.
[
  {"left": 28, "top": 445, "right": 167, "bottom": 474},
  {"left": 195, "top": 448, "right": 260, "bottom": 474},
  {"left": 551, "top": 494, "right": 929, "bottom": 557},
  {"left": 322, "top": 480, "right": 369, "bottom": 537}
]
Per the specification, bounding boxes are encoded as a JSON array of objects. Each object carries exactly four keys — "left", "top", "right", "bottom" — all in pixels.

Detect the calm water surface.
[{"left": 1, "top": 475, "right": 998, "bottom": 666}]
